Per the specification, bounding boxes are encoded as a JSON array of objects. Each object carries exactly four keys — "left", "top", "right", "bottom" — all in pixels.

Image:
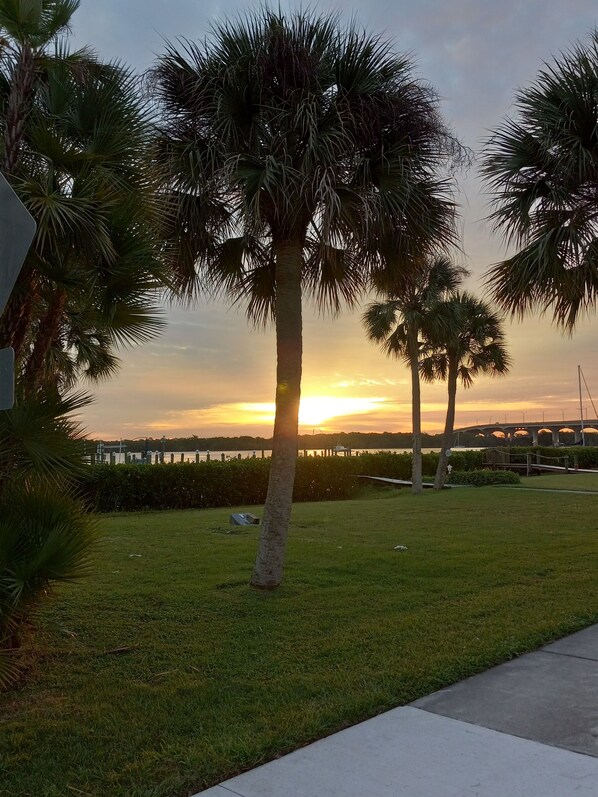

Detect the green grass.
[
  {"left": 515, "top": 471, "right": 598, "bottom": 491},
  {"left": 2, "top": 487, "right": 598, "bottom": 797}
]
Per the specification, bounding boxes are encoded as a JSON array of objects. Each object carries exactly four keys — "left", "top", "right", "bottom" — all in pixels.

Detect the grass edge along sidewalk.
[{"left": 2, "top": 487, "right": 598, "bottom": 796}]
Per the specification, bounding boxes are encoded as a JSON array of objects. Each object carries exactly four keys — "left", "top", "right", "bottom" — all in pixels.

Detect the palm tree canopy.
[
  {"left": 0, "top": 0, "right": 79, "bottom": 47},
  {"left": 420, "top": 292, "right": 511, "bottom": 387},
  {"left": 483, "top": 31, "right": 598, "bottom": 329},
  {"left": 362, "top": 256, "right": 468, "bottom": 365},
  {"left": 152, "top": 9, "right": 465, "bottom": 321},
  {"left": 0, "top": 9, "right": 167, "bottom": 392}
]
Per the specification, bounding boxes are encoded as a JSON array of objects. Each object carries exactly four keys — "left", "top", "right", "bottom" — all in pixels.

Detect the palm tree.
[
  {"left": 152, "top": 9, "right": 463, "bottom": 588},
  {"left": 363, "top": 258, "right": 466, "bottom": 493},
  {"left": 1, "top": 0, "right": 82, "bottom": 172},
  {"left": 0, "top": 0, "right": 165, "bottom": 389},
  {"left": 0, "top": 0, "right": 88, "bottom": 347},
  {"left": 482, "top": 32, "right": 598, "bottom": 328},
  {"left": 0, "top": 1, "right": 164, "bottom": 687},
  {"left": 0, "top": 390, "right": 95, "bottom": 689},
  {"left": 420, "top": 293, "right": 510, "bottom": 489}
]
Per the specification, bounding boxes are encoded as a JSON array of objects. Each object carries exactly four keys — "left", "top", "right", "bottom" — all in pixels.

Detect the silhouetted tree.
[
  {"left": 363, "top": 258, "right": 466, "bottom": 493},
  {"left": 153, "top": 9, "right": 463, "bottom": 586},
  {"left": 420, "top": 293, "right": 510, "bottom": 489},
  {"left": 483, "top": 31, "right": 598, "bottom": 329}
]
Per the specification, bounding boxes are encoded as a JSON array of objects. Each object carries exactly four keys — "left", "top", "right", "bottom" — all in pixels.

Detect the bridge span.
[{"left": 455, "top": 419, "right": 598, "bottom": 447}]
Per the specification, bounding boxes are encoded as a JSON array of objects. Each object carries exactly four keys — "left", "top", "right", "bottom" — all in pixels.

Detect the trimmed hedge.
[
  {"left": 80, "top": 459, "right": 269, "bottom": 512},
  {"left": 79, "top": 448, "right": 596, "bottom": 512},
  {"left": 78, "top": 450, "right": 490, "bottom": 513},
  {"left": 447, "top": 469, "right": 520, "bottom": 487}
]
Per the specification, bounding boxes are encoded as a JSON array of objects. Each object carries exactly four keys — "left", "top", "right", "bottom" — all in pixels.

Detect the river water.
[{"left": 91, "top": 446, "right": 485, "bottom": 465}]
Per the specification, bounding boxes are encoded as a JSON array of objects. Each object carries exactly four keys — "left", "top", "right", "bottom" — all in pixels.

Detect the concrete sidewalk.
[{"left": 195, "top": 624, "right": 598, "bottom": 796}]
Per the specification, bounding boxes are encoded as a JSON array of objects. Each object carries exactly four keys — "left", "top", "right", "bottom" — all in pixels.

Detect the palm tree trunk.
[
  {"left": 409, "top": 332, "right": 423, "bottom": 494},
  {"left": 23, "top": 288, "right": 67, "bottom": 393},
  {"left": 4, "top": 43, "right": 35, "bottom": 176},
  {"left": 434, "top": 359, "right": 458, "bottom": 489},
  {"left": 0, "top": 271, "right": 35, "bottom": 355},
  {"left": 251, "top": 239, "right": 303, "bottom": 589}
]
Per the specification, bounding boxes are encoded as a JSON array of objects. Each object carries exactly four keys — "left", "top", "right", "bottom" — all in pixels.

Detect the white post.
[{"left": 579, "top": 364, "right": 586, "bottom": 446}]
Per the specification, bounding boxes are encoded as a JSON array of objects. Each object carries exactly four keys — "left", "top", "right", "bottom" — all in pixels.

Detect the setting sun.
[
  {"left": 298, "top": 396, "right": 387, "bottom": 426},
  {"left": 235, "top": 396, "right": 388, "bottom": 428}
]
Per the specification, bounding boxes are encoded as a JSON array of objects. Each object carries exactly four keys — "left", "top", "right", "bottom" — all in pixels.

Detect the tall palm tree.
[
  {"left": 420, "top": 293, "right": 510, "bottom": 489},
  {"left": 0, "top": 0, "right": 88, "bottom": 347},
  {"left": 0, "top": 0, "right": 165, "bottom": 389},
  {"left": 482, "top": 31, "right": 598, "bottom": 328},
  {"left": 152, "top": 9, "right": 463, "bottom": 588},
  {"left": 363, "top": 258, "right": 466, "bottom": 493},
  {"left": 0, "top": 0, "right": 81, "bottom": 174}
]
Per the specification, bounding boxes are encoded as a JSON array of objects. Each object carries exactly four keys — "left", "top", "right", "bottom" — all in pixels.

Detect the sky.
[{"left": 70, "top": 0, "right": 598, "bottom": 439}]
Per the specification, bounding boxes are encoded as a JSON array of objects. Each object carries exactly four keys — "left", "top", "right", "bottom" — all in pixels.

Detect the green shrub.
[
  {"left": 0, "top": 393, "right": 95, "bottom": 689},
  {"left": 446, "top": 449, "right": 486, "bottom": 471},
  {"left": 79, "top": 453, "right": 421, "bottom": 512},
  {"left": 80, "top": 459, "right": 271, "bottom": 512},
  {"left": 0, "top": 483, "right": 95, "bottom": 688},
  {"left": 79, "top": 450, "right": 498, "bottom": 513},
  {"left": 447, "top": 469, "right": 520, "bottom": 486}
]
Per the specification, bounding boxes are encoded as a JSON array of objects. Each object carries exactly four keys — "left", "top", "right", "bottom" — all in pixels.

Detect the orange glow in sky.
[
  {"left": 82, "top": 297, "right": 598, "bottom": 440},
  {"left": 299, "top": 396, "right": 387, "bottom": 426},
  {"left": 232, "top": 397, "right": 388, "bottom": 427},
  {"left": 71, "top": 3, "right": 598, "bottom": 441}
]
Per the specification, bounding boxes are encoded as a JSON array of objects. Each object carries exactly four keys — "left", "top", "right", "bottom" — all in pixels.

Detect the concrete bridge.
[{"left": 456, "top": 419, "right": 598, "bottom": 447}]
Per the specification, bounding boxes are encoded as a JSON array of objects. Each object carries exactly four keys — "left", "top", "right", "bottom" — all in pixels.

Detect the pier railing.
[{"left": 483, "top": 448, "right": 572, "bottom": 475}]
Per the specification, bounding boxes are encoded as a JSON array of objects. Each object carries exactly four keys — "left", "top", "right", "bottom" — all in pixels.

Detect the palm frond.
[
  {"left": 0, "top": 391, "right": 89, "bottom": 482},
  {"left": 422, "top": 291, "right": 511, "bottom": 388},
  {"left": 0, "top": 0, "right": 79, "bottom": 47},
  {"left": 0, "top": 479, "right": 95, "bottom": 689},
  {"left": 304, "top": 242, "right": 367, "bottom": 315},
  {"left": 482, "top": 30, "right": 598, "bottom": 328},
  {"left": 152, "top": 8, "right": 464, "bottom": 319}
]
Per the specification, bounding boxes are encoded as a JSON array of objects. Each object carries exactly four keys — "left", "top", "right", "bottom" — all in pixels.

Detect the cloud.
[
  {"left": 68, "top": 1, "right": 598, "bottom": 438},
  {"left": 333, "top": 378, "right": 400, "bottom": 388}
]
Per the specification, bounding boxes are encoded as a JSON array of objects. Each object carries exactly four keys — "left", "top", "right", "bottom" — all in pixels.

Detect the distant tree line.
[
  {"left": 90, "top": 430, "right": 514, "bottom": 452},
  {"left": 91, "top": 428, "right": 598, "bottom": 454}
]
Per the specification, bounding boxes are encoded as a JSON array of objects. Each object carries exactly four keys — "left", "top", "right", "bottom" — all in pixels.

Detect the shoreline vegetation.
[
  {"left": 86, "top": 430, "right": 596, "bottom": 454},
  {"left": 79, "top": 447, "right": 598, "bottom": 513}
]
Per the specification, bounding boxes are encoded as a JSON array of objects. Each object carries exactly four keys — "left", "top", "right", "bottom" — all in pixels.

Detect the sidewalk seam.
[
  {"left": 412, "top": 706, "right": 598, "bottom": 761},
  {"left": 541, "top": 649, "right": 598, "bottom": 664}
]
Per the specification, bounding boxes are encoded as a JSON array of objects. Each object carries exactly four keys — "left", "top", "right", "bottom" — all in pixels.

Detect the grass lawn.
[
  {"left": 514, "top": 471, "right": 598, "bottom": 491},
  {"left": 2, "top": 487, "right": 598, "bottom": 797}
]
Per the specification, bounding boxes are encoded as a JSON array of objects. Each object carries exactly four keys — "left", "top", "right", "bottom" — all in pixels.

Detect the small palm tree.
[
  {"left": 153, "top": 9, "right": 463, "bottom": 587},
  {"left": 420, "top": 293, "right": 510, "bottom": 489},
  {"left": 0, "top": 391, "right": 95, "bottom": 689},
  {"left": 363, "top": 258, "right": 467, "bottom": 493},
  {"left": 482, "top": 31, "right": 598, "bottom": 328}
]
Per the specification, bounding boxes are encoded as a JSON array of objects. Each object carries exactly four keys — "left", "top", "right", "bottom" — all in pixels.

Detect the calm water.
[{"left": 91, "top": 446, "right": 484, "bottom": 465}]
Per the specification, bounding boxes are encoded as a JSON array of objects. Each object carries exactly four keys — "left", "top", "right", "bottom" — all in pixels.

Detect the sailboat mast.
[{"left": 578, "top": 364, "right": 586, "bottom": 446}]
